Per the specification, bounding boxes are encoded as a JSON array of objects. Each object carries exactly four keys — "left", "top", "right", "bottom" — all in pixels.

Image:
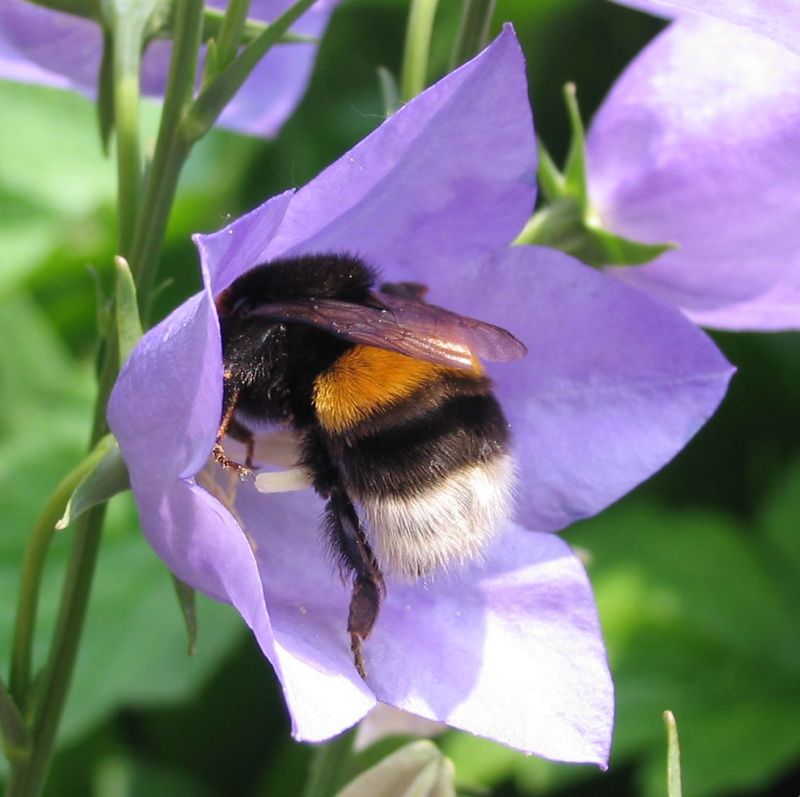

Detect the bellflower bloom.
[
  {"left": 0, "top": 0, "right": 337, "bottom": 137},
  {"left": 587, "top": 12, "right": 800, "bottom": 329},
  {"left": 610, "top": 0, "right": 800, "bottom": 54},
  {"left": 108, "top": 27, "right": 732, "bottom": 765}
]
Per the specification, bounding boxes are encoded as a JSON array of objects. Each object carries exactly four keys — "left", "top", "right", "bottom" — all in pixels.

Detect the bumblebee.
[{"left": 214, "top": 253, "right": 526, "bottom": 677}]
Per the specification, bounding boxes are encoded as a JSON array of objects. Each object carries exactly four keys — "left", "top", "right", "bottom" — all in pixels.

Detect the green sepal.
[
  {"left": 515, "top": 200, "right": 676, "bottom": 268},
  {"left": 377, "top": 66, "right": 401, "bottom": 117},
  {"left": 520, "top": 83, "right": 675, "bottom": 269},
  {"left": 114, "top": 255, "right": 143, "bottom": 365},
  {"left": 55, "top": 434, "right": 130, "bottom": 531},
  {"left": 561, "top": 83, "right": 588, "bottom": 210},
  {"left": 587, "top": 224, "right": 676, "bottom": 267},
  {"left": 664, "top": 711, "right": 683, "bottom": 797},
  {"left": 536, "top": 138, "right": 565, "bottom": 205},
  {"left": 335, "top": 740, "right": 456, "bottom": 797},
  {"left": 171, "top": 575, "right": 198, "bottom": 656}
]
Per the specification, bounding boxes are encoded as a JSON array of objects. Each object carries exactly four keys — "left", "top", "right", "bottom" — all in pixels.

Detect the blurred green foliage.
[{"left": 1, "top": 1, "right": 799, "bottom": 796}]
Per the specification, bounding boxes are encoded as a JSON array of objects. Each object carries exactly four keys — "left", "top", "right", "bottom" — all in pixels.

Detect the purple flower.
[
  {"left": 0, "top": 0, "right": 337, "bottom": 137},
  {"left": 587, "top": 13, "right": 800, "bottom": 329},
  {"left": 609, "top": 0, "right": 800, "bottom": 54},
  {"left": 108, "top": 27, "right": 732, "bottom": 765}
]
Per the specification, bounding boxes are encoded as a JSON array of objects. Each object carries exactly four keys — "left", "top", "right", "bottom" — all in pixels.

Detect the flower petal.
[
  {"left": 235, "top": 480, "right": 612, "bottom": 764},
  {"left": 609, "top": 0, "right": 800, "bottom": 55},
  {"left": 233, "top": 484, "right": 378, "bottom": 740},
  {"left": 587, "top": 16, "right": 800, "bottom": 330},
  {"left": 0, "top": 0, "right": 101, "bottom": 92},
  {"left": 108, "top": 289, "right": 221, "bottom": 482},
  {"left": 195, "top": 26, "right": 537, "bottom": 292},
  {"left": 421, "top": 245, "right": 732, "bottom": 532}
]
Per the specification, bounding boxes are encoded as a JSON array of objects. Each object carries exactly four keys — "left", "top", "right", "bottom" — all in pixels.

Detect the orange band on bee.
[{"left": 313, "top": 345, "right": 482, "bottom": 433}]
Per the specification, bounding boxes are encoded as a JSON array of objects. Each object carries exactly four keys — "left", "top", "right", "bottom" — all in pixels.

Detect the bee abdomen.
[
  {"left": 326, "top": 390, "right": 515, "bottom": 577},
  {"left": 360, "top": 452, "right": 516, "bottom": 577}
]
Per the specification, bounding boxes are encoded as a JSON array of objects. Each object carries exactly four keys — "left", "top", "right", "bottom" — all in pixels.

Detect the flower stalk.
[
  {"left": 400, "top": 0, "right": 440, "bottom": 100},
  {"left": 450, "top": 0, "right": 495, "bottom": 69}
]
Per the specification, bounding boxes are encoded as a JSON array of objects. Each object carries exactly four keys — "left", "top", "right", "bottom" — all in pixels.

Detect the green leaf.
[
  {"left": 566, "top": 500, "right": 800, "bottom": 797},
  {"left": 336, "top": 741, "right": 455, "bottom": 797},
  {"left": 114, "top": 255, "right": 143, "bottom": 364},
  {"left": 55, "top": 435, "right": 130, "bottom": 531},
  {"left": 400, "top": 0, "right": 441, "bottom": 101},
  {"left": 663, "top": 711, "right": 682, "bottom": 797}
]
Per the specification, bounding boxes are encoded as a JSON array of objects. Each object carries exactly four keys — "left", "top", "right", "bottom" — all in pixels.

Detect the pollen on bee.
[{"left": 254, "top": 467, "right": 313, "bottom": 494}]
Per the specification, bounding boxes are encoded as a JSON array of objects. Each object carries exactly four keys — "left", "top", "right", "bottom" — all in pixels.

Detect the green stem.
[
  {"left": 111, "top": 15, "right": 144, "bottom": 257},
  {"left": 301, "top": 729, "right": 356, "bottom": 797},
  {"left": 4, "top": 4, "right": 207, "bottom": 795},
  {"left": 129, "top": 0, "right": 204, "bottom": 320},
  {"left": 214, "top": 0, "right": 251, "bottom": 69},
  {"left": 400, "top": 0, "right": 440, "bottom": 101},
  {"left": 185, "top": 0, "right": 316, "bottom": 143},
  {"left": 7, "top": 449, "right": 110, "bottom": 711},
  {"left": 6, "top": 506, "right": 109, "bottom": 797},
  {"left": 450, "top": 0, "right": 495, "bottom": 69},
  {"left": 0, "top": 673, "right": 30, "bottom": 766}
]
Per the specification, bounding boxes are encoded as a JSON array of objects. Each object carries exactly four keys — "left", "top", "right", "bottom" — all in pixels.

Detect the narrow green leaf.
[
  {"left": 536, "top": 138, "right": 565, "bottom": 204},
  {"left": 377, "top": 66, "right": 401, "bottom": 117},
  {"left": 336, "top": 740, "right": 455, "bottom": 797},
  {"left": 562, "top": 82, "right": 588, "bottom": 208},
  {"left": 0, "top": 673, "right": 31, "bottom": 763},
  {"left": 171, "top": 575, "right": 198, "bottom": 656},
  {"left": 400, "top": 0, "right": 441, "bottom": 101},
  {"left": 55, "top": 434, "right": 130, "bottom": 531},
  {"left": 114, "top": 255, "right": 143, "bottom": 364},
  {"left": 664, "top": 711, "right": 682, "bottom": 797}
]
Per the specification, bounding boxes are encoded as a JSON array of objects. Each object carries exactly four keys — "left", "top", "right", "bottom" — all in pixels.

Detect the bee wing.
[{"left": 248, "top": 294, "right": 526, "bottom": 370}]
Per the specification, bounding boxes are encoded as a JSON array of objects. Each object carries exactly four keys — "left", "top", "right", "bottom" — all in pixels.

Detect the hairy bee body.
[{"left": 216, "top": 253, "right": 519, "bottom": 675}]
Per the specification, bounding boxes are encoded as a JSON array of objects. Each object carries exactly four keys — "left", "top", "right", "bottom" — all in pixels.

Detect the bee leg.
[
  {"left": 225, "top": 418, "right": 256, "bottom": 469},
  {"left": 213, "top": 380, "right": 252, "bottom": 475},
  {"left": 325, "top": 488, "right": 385, "bottom": 680}
]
